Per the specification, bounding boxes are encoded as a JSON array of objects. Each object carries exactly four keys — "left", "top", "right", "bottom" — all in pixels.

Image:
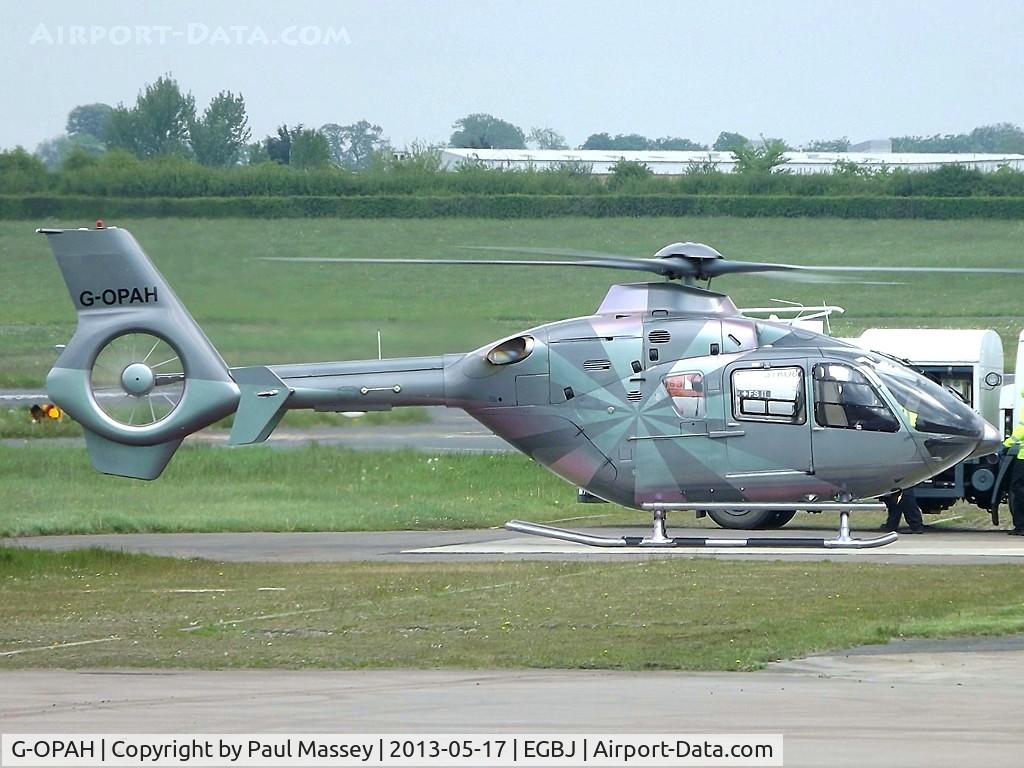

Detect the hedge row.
[
  {"left": 5, "top": 194, "right": 1024, "bottom": 220},
  {"left": 11, "top": 147, "right": 1024, "bottom": 199}
]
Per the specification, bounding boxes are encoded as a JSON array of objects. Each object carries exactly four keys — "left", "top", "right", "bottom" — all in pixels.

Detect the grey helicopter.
[{"left": 38, "top": 224, "right": 1008, "bottom": 550}]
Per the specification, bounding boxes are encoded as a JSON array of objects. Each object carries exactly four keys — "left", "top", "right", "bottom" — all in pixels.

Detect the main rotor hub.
[
  {"left": 121, "top": 362, "right": 156, "bottom": 396},
  {"left": 652, "top": 242, "right": 724, "bottom": 261}
]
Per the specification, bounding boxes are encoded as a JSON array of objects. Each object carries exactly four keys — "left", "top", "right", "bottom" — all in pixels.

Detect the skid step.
[{"left": 505, "top": 506, "right": 897, "bottom": 550}]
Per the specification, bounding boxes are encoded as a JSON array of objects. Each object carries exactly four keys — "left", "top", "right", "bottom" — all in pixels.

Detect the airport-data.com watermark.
[{"left": 28, "top": 23, "right": 351, "bottom": 47}]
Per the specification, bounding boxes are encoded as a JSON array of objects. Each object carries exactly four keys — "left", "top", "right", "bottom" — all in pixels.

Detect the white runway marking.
[
  {"left": 0, "top": 636, "right": 121, "bottom": 657},
  {"left": 406, "top": 535, "right": 1024, "bottom": 558},
  {"left": 179, "top": 608, "right": 329, "bottom": 633}
]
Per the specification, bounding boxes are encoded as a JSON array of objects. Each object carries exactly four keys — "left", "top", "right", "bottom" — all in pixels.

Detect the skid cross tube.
[{"left": 506, "top": 500, "right": 897, "bottom": 549}]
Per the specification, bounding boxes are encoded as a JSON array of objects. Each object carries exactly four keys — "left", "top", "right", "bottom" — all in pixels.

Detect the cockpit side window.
[
  {"left": 731, "top": 366, "right": 806, "bottom": 425},
  {"left": 863, "top": 354, "right": 980, "bottom": 437},
  {"left": 813, "top": 363, "right": 899, "bottom": 433}
]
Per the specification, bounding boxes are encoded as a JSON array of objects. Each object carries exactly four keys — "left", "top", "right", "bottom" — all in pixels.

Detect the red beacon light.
[{"left": 95, "top": 219, "right": 105, "bottom": 229}]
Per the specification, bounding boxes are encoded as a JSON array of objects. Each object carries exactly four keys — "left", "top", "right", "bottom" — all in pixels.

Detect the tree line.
[
  {"left": 6, "top": 144, "right": 1024, "bottom": 202},
  {"left": 35, "top": 75, "right": 389, "bottom": 172},
  {"left": 23, "top": 75, "right": 1024, "bottom": 177}
]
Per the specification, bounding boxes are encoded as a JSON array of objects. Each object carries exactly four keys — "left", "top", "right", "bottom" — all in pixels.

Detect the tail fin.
[{"left": 41, "top": 225, "right": 240, "bottom": 479}]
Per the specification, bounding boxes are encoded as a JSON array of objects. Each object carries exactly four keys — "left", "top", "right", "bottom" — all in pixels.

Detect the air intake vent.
[
  {"left": 583, "top": 359, "right": 611, "bottom": 372},
  {"left": 626, "top": 390, "right": 643, "bottom": 402},
  {"left": 648, "top": 330, "right": 671, "bottom": 344}
]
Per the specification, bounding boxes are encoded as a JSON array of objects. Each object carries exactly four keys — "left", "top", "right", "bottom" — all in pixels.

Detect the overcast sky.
[{"left": 1, "top": 0, "right": 1022, "bottom": 152}]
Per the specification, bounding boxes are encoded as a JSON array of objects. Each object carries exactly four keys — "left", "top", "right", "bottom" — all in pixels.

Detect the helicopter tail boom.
[
  {"left": 274, "top": 357, "right": 446, "bottom": 407},
  {"left": 225, "top": 357, "right": 450, "bottom": 446}
]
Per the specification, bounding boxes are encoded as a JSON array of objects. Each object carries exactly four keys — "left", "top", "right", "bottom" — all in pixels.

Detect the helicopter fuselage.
[{"left": 275, "top": 281, "right": 999, "bottom": 509}]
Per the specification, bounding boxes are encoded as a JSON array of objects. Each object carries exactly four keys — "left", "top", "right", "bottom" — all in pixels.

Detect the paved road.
[
  {"left": 6, "top": 525, "right": 1024, "bottom": 564},
  {"left": 0, "top": 389, "right": 49, "bottom": 407},
  {"left": 2, "top": 637, "right": 1022, "bottom": 767},
  {"left": 0, "top": 401, "right": 514, "bottom": 453}
]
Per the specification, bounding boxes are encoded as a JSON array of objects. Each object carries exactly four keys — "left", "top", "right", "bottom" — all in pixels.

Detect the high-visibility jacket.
[
  {"left": 901, "top": 406, "right": 918, "bottom": 430},
  {"left": 1005, "top": 421, "right": 1024, "bottom": 459},
  {"left": 1004, "top": 391, "right": 1024, "bottom": 459}
]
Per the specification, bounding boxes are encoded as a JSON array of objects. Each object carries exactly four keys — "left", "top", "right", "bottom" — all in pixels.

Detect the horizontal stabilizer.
[
  {"left": 83, "top": 431, "right": 182, "bottom": 480},
  {"left": 228, "top": 366, "right": 291, "bottom": 445}
]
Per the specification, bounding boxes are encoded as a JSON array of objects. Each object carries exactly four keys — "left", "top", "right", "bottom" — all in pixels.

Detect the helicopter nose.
[{"left": 965, "top": 420, "right": 1003, "bottom": 460}]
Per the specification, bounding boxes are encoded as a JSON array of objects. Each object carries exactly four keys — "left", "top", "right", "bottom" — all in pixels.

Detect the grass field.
[
  {"left": 2, "top": 217, "right": 1023, "bottom": 388},
  {"left": 2, "top": 547, "right": 1024, "bottom": 671},
  {"left": 0, "top": 445, "right": 571, "bottom": 536},
  {"left": 0, "top": 444, "right": 995, "bottom": 536}
]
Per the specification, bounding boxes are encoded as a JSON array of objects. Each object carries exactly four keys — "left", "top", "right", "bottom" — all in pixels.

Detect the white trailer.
[{"left": 1001, "top": 330, "right": 1024, "bottom": 435}]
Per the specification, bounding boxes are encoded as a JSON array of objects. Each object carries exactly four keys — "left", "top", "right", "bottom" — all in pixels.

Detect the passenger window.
[
  {"left": 813, "top": 363, "right": 899, "bottom": 432},
  {"left": 664, "top": 372, "right": 705, "bottom": 418},
  {"left": 731, "top": 366, "right": 805, "bottom": 424}
]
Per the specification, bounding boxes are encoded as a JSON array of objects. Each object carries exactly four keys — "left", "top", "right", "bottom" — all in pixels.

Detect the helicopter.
[{"left": 38, "top": 224, "right": 1010, "bottom": 550}]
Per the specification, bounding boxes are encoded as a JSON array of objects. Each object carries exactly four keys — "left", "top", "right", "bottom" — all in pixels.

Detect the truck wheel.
[
  {"left": 763, "top": 511, "right": 796, "bottom": 529},
  {"left": 707, "top": 509, "right": 777, "bottom": 529}
]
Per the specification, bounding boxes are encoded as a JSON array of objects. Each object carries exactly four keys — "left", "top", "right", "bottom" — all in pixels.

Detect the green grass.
[
  {"left": 3, "top": 217, "right": 1023, "bottom": 387},
  {"left": 2, "top": 547, "right": 1024, "bottom": 671},
  {"left": 0, "top": 409, "right": 81, "bottom": 438},
  {"left": 0, "top": 443, "right": 996, "bottom": 536},
  {"left": 0, "top": 444, "right": 574, "bottom": 536}
]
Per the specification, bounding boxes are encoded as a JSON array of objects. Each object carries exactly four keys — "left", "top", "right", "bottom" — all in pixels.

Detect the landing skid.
[{"left": 506, "top": 502, "right": 897, "bottom": 550}]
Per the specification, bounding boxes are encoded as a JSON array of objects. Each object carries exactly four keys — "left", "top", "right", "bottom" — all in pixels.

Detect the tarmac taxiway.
[
  {"left": 5, "top": 525, "right": 1024, "bottom": 565},
  {"left": 2, "top": 636, "right": 1023, "bottom": 768}
]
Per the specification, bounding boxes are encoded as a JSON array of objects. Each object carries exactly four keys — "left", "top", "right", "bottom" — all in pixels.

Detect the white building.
[
  {"left": 439, "top": 148, "right": 1024, "bottom": 175},
  {"left": 850, "top": 139, "right": 893, "bottom": 153}
]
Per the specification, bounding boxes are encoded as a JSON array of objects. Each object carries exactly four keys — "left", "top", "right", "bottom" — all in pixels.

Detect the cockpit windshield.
[{"left": 859, "top": 354, "right": 979, "bottom": 437}]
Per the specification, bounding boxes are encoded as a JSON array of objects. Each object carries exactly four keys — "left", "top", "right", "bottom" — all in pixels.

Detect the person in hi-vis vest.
[
  {"left": 1003, "top": 393, "right": 1024, "bottom": 536},
  {"left": 880, "top": 406, "right": 925, "bottom": 533}
]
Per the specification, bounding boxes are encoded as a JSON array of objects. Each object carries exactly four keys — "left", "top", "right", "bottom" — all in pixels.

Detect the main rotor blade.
[
  {"left": 709, "top": 260, "right": 1024, "bottom": 280},
  {"left": 757, "top": 271, "right": 906, "bottom": 286},
  {"left": 459, "top": 245, "right": 640, "bottom": 261},
  {"left": 462, "top": 242, "right": 728, "bottom": 262},
  {"left": 259, "top": 256, "right": 678, "bottom": 277},
  {"left": 700, "top": 260, "right": 792, "bottom": 278},
  {"left": 791, "top": 265, "right": 1024, "bottom": 275},
  {"left": 461, "top": 244, "right": 1024, "bottom": 277},
  {"left": 261, "top": 253, "right": 1024, "bottom": 282}
]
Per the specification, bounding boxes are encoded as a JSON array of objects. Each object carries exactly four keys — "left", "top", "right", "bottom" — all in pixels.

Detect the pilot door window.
[
  {"left": 664, "top": 372, "right": 706, "bottom": 418},
  {"left": 731, "top": 366, "right": 806, "bottom": 425},
  {"left": 813, "top": 363, "right": 899, "bottom": 432}
]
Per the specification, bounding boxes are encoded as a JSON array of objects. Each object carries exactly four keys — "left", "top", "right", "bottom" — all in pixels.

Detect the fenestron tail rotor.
[{"left": 90, "top": 333, "right": 185, "bottom": 427}]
